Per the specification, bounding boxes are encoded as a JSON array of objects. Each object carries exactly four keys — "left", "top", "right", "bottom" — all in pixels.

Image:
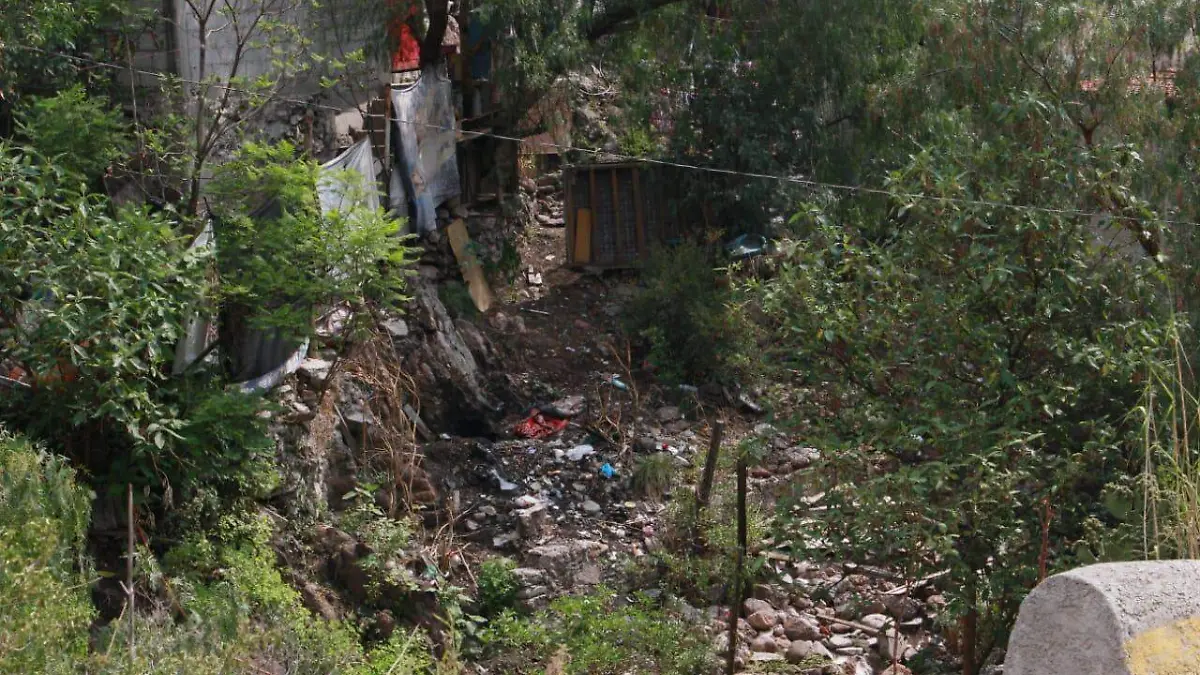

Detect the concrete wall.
[{"left": 1006, "top": 561, "right": 1200, "bottom": 675}]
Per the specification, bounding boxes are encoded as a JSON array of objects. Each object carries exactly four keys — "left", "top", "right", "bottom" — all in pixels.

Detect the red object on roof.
[{"left": 390, "top": 4, "right": 462, "bottom": 72}]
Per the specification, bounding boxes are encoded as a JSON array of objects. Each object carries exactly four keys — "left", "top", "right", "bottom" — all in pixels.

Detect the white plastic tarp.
[
  {"left": 172, "top": 222, "right": 216, "bottom": 375},
  {"left": 390, "top": 65, "right": 461, "bottom": 233},
  {"left": 318, "top": 137, "right": 380, "bottom": 216}
]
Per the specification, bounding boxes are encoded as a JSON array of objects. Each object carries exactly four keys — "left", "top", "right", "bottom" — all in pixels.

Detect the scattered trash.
[
  {"left": 566, "top": 444, "right": 595, "bottom": 462},
  {"left": 603, "top": 374, "right": 629, "bottom": 391},
  {"left": 545, "top": 394, "right": 586, "bottom": 418},
  {"left": 725, "top": 233, "right": 773, "bottom": 260},
  {"left": 738, "top": 391, "right": 764, "bottom": 415},
  {"left": 599, "top": 463, "right": 616, "bottom": 479},
  {"left": 403, "top": 404, "right": 434, "bottom": 441},
  {"left": 514, "top": 494, "right": 540, "bottom": 508},
  {"left": 513, "top": 409, "right": 570, "bottom": 439},
  {"left": 491, "top": 469, "right": 519, "bottom": 493},
  {"left": 678, "top": 384, "right": 699, "bottom": 394},
  {"left": 526, "top": 268, "right": 544, "bottom": 286},
  {"left": 493, "top": 531, "right": 519, "bottom": 548},
  {"left": 521, "top": 307, "right": 552, "bottom": 316}
]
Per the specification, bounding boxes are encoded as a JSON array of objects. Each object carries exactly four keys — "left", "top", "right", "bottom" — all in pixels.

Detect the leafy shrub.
[
  {"left": 16, "top": 85, "right": 130, "bottom": 182},
  {"left": 476, "top": 557, "right": 520, "bottom": 618},
  {"left": 755, "top": 103, "right": 1169, "bottom": 669},
  {"left": 478, "top": 587, "right": 714, "bottom": 675},
  {"left": 632, "top": 452, "right": 676, "bottom": 499},
  {"left": 0, "top": 143, "right": 207, "bottom": 455},
  {"left": 652, "top": 458, "right": 771, "bottom": 606},
  {"left": 0, "top": 429, "right": 93, "bottom": 674},
  {"left": 338, "top": 486, "right": 417, "bottom": 594},
  {"left": 625, "top": 241, "right": 754, "bottom": 386},
  {"left": 208, "top": 141, "right": 415, "bottom": 350}
]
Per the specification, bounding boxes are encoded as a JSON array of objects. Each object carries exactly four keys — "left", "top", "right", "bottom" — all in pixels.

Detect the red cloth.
[{"left": 513, "top": 409, "right": 569, "bottom": 439}]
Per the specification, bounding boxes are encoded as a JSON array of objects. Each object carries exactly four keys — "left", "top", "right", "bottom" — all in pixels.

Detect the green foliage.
[
  {"left": 438, "top": 280, "right": 479, "bottom": 319},
  {"left": 338, "top": 485, "right": 417, "bottom": 593},
  {"left": 350, "top": 630, "right": 435, "bottom": 675},
  {"left": 645, "top": 445, "right": 770, "bottom": 606},
  {"left": 477, "top": 237, "right": 522, "bottom": 288},
  {"left": 755, "top": 98, "right": 1170, "bottom": 667},
  {"left": 0, "top": 429, "right": 94, "bottom": 674},
  {"left": 209, "top": 141, "right": 413, "bottom": 348},
  {"left": 632, "top": 452, "right": 676, "bottom": 499},
  {"left": 1130, "top": 321, "right": 1200, "bottom": 561},
  {"left": 94, "top": 514, "right": 367, "bottom": 674},
  {"left": 16, "top": 86, "right": 130, "bottom": 182},
  {"left": 0, "top": 0, "right": 115, "bottom": 99},
  {"left": 0, "top": 143, "right": 208, "bottom": 452},
  {"left": 625, "top": 242, "right": 754, "bottom": 385},
  {"left": 476, "top": 557, "right": 520, "bottom": 618},
  {"left": 478, "top": 587, "right": 714, "bottom": 675}
]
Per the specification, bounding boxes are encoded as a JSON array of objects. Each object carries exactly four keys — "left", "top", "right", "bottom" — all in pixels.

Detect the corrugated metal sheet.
[{"left": 564, "top": 163, "right": 685, "bottom": 269}]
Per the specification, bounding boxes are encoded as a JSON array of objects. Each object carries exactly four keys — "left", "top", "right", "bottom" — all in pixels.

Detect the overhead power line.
[{"left": 3, "top": 43, "right": 1198, "bottom": 229}]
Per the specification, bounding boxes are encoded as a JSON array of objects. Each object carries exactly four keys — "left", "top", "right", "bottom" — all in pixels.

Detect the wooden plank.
[
  {"left": 588, "top": 167, "right": 599, "bottom": 263},
  {"left": 565, "top": 170, "right": 576, "bottom": 264},
  {"left": 611, "top": 168, "right": 626, "bottom": 265},
  {"left": 632, "top": 167, "right": 646, "bottom": 259},
  {"left": 574, "top": 209, "right": 593, "bottom": 264},
  {"left": 446, "top": 218, "right": 494, "bottom": 312}
]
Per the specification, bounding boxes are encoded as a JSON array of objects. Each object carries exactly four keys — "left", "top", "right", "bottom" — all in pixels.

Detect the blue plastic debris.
[
  {"left": 603, "top": 374, "right": 629, "bottom": 391},
  {"left": 599, "top": 463, "right": 616, "bottom": 479}
]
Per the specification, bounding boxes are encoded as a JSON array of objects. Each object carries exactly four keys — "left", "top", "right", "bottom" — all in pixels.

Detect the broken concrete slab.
[{"left": 1006, "top": 561, "right": 1200, "bottom": 675}]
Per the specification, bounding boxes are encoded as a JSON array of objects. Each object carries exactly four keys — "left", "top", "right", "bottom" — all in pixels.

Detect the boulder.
[
  {"left": 1006, "top": 561, "right": 1200, "bottom": 675},
  {"left": 747, "top": 610, "right": 779, "bottom": 631},
  {"left": 744, "top": 598, "right": 775, "bottom": 616},
  {"left": 750, "top": 633, "right": 777, "bottom": 653},
  {"left": 783, "top": 614, "right": 822, "bottom": 641}
]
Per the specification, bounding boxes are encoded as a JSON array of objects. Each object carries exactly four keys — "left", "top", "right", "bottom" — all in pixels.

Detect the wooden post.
[
  {"left": 611, "top": 168, "right": 626, "bottom": 265},
  {"left": 383, "top": 85, "right": 393, "bottom": 186},
  {"left": 126, "top": 483, "right": 135, "bottom": 661},
  {"left": 565, "top": 168, "right": 575, "bottom": 263},
  {"left": 696, "top": 419, "right": 725, "bottom": 514},
  {"left": 727, "top": 451, "right": 748, "bottom": 675},
  {"left": 588, "top": 167, "right": 599, "bottom": 263},
  {"left": 632, "top": 166, "right": 646, "bottom": 259}
]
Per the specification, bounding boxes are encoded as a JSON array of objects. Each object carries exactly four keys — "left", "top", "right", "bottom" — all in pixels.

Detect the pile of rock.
[
  {"left": 519, "top": 171, "right": 565, "bottom": 230},
  {"left": 708, "top": 589, "right": 927, "bottom": 675}
]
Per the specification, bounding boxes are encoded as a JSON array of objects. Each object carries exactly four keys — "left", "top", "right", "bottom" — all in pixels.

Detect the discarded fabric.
[
  {"left": 512, "top": 409, "right": 569, "bottom": 439},
  {"left": 566, "top": 444, "right": 595, "bottom": 462},
  {"left": 544, "top": 394, "right": 585, "bottom": 418},
  {"left": 389, "top": 65, "right": 461, "bottom": 234}
]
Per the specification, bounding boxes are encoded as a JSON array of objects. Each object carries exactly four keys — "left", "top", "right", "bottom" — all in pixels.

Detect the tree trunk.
[
  {"left": 962, "top": 580, "right": 978, "bottom": 675},
  {"left": 420, "top": 0, "right": 450, "bottom": 67}
]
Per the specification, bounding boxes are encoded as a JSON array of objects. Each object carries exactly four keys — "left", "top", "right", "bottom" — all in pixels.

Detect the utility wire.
[{"left": 3, "top": 43, "right": 1198, "bottom": 228}]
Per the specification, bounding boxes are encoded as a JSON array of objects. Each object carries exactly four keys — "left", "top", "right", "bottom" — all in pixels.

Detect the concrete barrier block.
[{"left": 1006, "top": 561, "right": 1200, "bottom": 675}]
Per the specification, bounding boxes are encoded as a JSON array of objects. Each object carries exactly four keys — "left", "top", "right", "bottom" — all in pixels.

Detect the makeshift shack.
[{"left": 565, "top": 163, "right": 685, "bottom": 268}]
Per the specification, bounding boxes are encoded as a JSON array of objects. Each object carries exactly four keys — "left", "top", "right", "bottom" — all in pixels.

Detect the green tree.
[{"left": 756, "top": 99, "right": 1171, "bottom": 673}]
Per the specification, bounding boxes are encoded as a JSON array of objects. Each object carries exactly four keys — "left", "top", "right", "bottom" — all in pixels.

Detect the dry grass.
[{"left": 1139, "top": 322, "right": 1200, "bottom": 559}]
